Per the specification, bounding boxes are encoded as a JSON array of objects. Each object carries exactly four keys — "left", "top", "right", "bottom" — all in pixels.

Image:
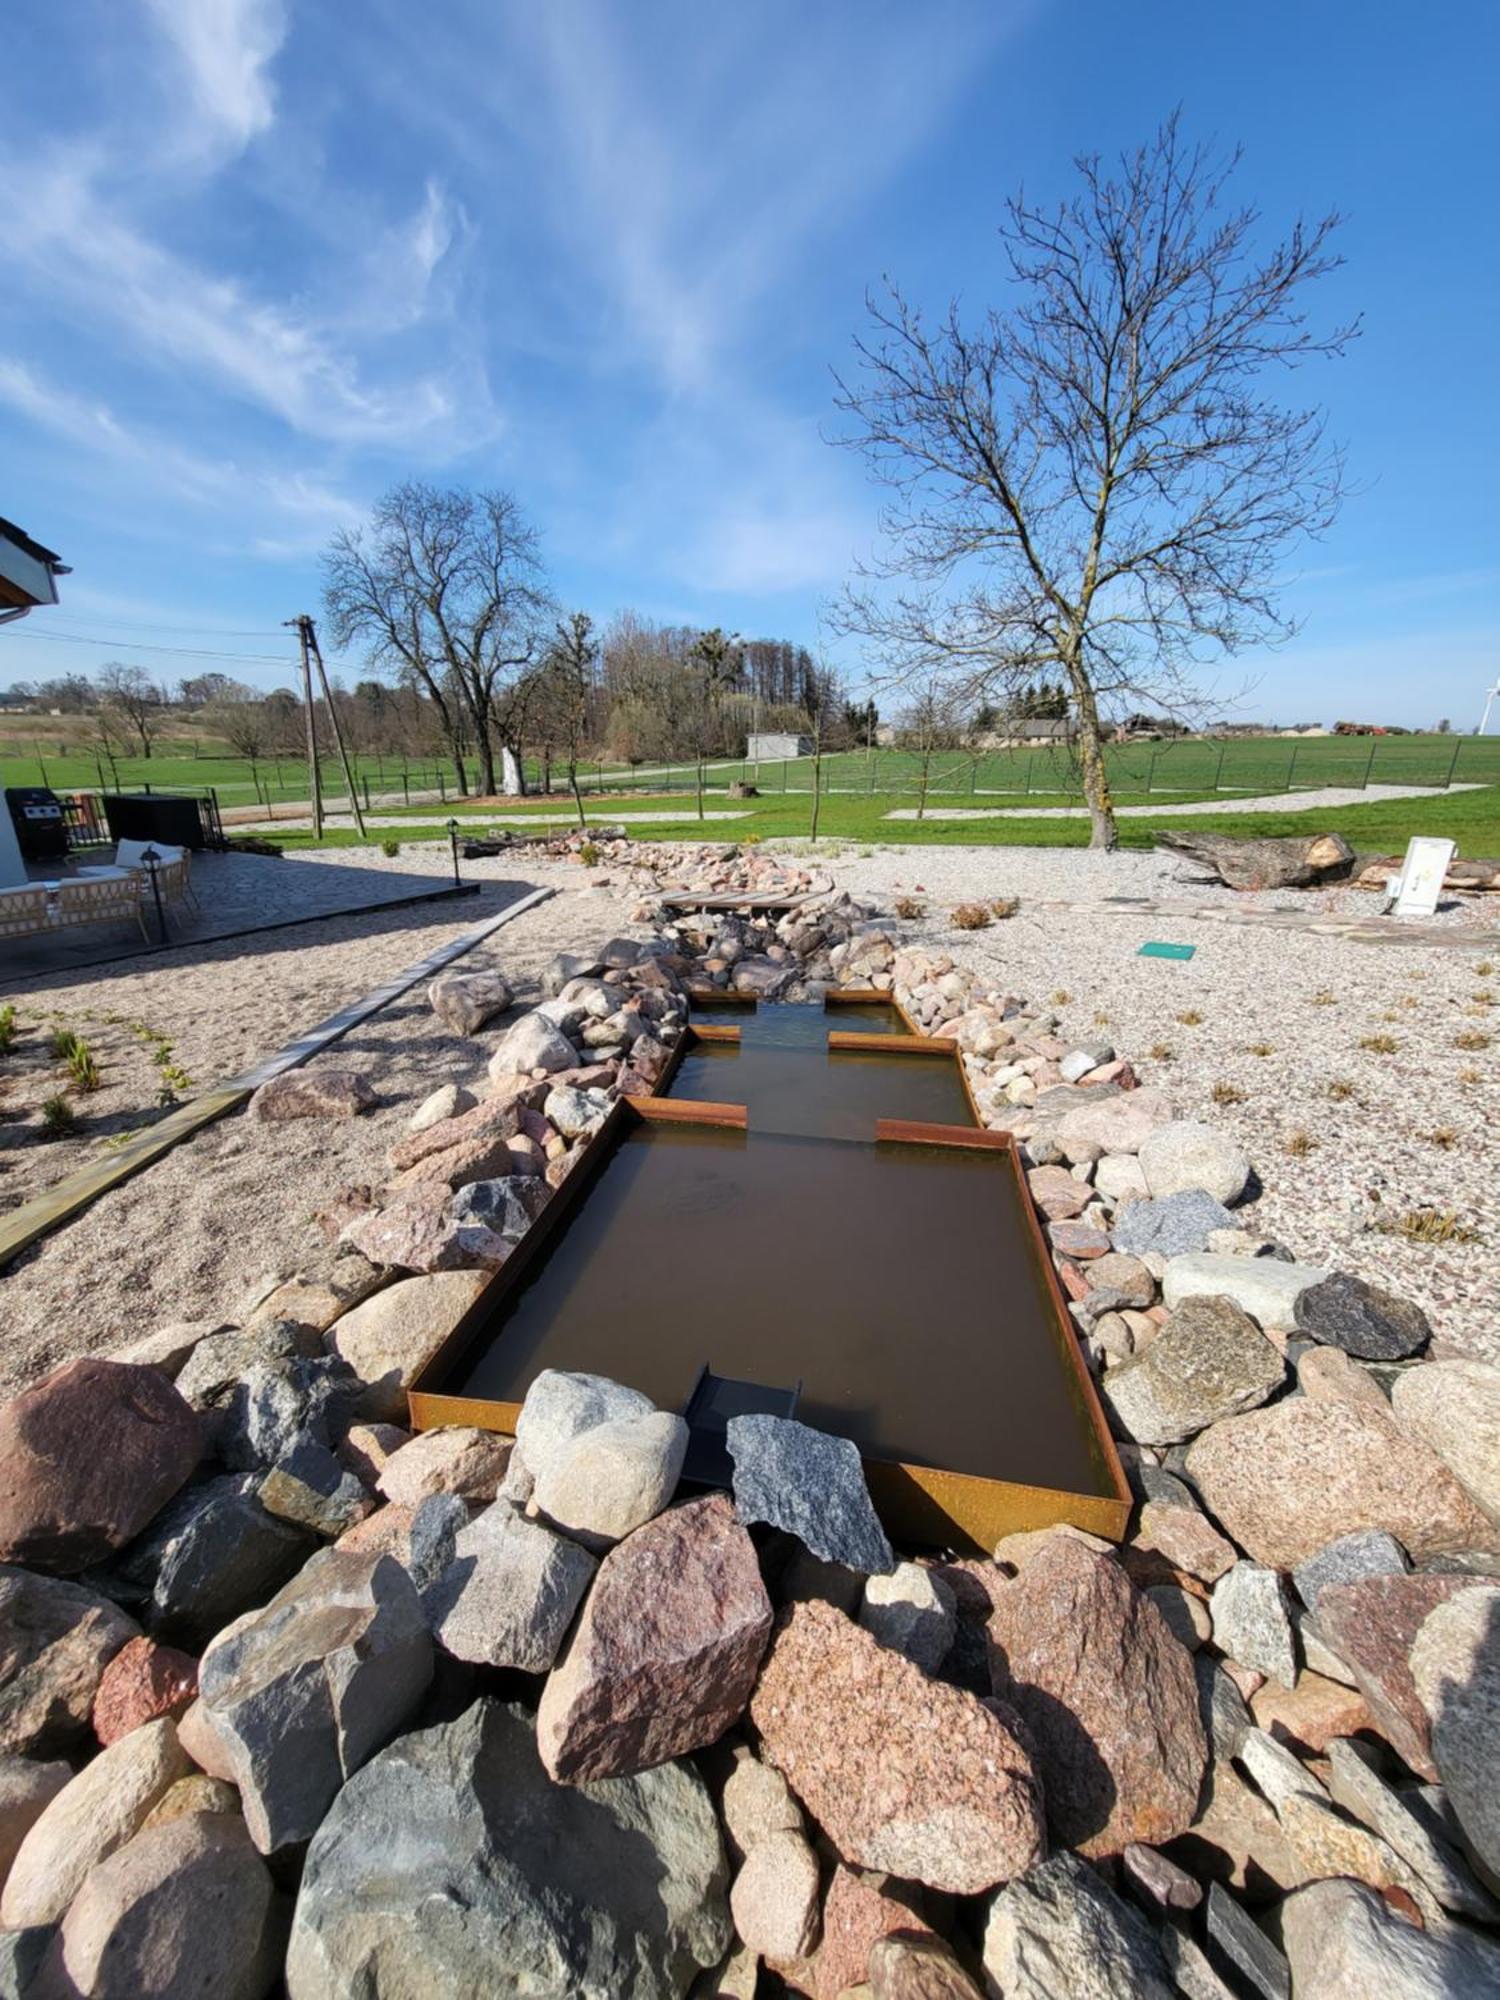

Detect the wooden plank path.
[{"left": 0, "top": 886, "right": 555, "bottom": 1272}]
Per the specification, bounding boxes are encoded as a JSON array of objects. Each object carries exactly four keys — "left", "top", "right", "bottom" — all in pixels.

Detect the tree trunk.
[
  {"left": 1064, "top": 648, "right": 1116, "bottom": 850},
  {"left": 810, "top": 749, "right": 823, "bottom": 842},
  {"left": 475, "top": 736, "right": 497, "bottom": 796},
  {"left": 1157, "top": 829, "right": 1355, "bottom": 889},
  {"left": 569, "top": 762, "right": 586, "bottom": 829}
]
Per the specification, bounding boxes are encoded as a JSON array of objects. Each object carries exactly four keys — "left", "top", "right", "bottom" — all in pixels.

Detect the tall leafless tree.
[
  {"left": 832, "top": 117, "right": 1357, "bottom": 847},
  {"left": 322, "top": 482, "right": 552, "bottom": 797},
  {"left": 534, "top": 611, "right": 600, "bottom": 828},
  {"left": 96, "top": 661, "right": 166, "bottom": 760}
]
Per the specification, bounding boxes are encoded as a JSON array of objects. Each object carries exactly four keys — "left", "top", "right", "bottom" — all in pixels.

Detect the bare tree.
[
  {"left": 832, "top": 116, "right": 1356, "bottom": 847},
  {"left": 322, "top": 482, "right": 552, "bottom": 797},
  {"left": 207, "top": 691, "right": 271, "bottom": 799},
  {"left": 535, "top": 612, "right": 600, "bottom": 828},
  {"left": 96, "top": 662, "right": 166, "bottom": 760},
  {"left": 686, "top": 627, "right": 740, "bottom": 822},
  {"left": 894, "top": 676, "right": 970, "bottom": 822}
]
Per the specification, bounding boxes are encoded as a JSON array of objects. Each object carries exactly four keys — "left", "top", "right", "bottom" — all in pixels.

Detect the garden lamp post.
[
  {"left": 448, "top": 818, "right": 461, "bottom": 889},
  {"left": 140, "top": 845, "right": 168, "bottom": 946}
]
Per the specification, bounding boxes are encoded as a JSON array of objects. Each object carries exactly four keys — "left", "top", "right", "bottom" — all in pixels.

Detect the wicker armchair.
[
  {"left": 54, "top": 874, "right": 149, "bottom": 941},
  {"left": 0, "top": 886, "right": 50, "bottom": 941}
]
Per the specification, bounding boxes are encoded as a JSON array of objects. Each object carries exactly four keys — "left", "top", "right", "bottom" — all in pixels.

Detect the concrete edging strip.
[{"left": 0, "top": 884, "right": 556, "bottom": 1272}]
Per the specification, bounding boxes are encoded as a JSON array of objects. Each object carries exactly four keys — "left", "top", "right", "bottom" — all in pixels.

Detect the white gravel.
[{"left": 820, "top": 847, "right": 1499, "bottom": 1363}]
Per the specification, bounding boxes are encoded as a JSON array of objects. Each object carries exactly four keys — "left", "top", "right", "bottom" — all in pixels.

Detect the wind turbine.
[{"left": 1481, "top": 677, "right": 1500, "bottom": 736}]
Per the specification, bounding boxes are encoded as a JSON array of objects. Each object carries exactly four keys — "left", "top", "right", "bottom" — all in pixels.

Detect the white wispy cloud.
[{"left": 141, "top": 0, "right": 287, "bottom": 155}]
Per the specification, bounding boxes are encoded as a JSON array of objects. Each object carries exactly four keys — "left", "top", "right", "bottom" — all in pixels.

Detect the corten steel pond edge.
[{"left": 407, "top": 1005, "right": 1132, "bottom": 1553}]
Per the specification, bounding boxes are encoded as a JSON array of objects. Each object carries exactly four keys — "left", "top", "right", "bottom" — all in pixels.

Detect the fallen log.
[
  {"left": 1352, "top": 854, "right": 1500, "bottom": 892},
  {"left": 1155, "top": 830, "right": 1355, "bottom": 891}
]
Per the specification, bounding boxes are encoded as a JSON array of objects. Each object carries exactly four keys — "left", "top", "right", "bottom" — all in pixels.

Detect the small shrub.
[
  {"left": 1326, "top": 1078, "right": 1358, "bottom": 1101},
  {"left": 1311, "top": 989, "right": 1337, "bottom": 1007},
  {"left": 0, "top": 1004, "right": 16, "bottom": 1054},
  {"left": 1176, "top": 1009, "right": 1203, "bottom": 1026},
  {"left": 1093, "top": 1011, "right": 1112, "bottom": 1027},
  {"left": 1285, "top": 1130, "right": 1317, "bottom": 1157},
  {"left": 379, "top": 838, "right": 401, "bottom": 859},
  {"left": 1454, "top": 1029, "right": 1491, "bottom": 1051},
  {"left": 989, "top": 897, "right": 1019, "bottom": 920},
  {"left": 1051, "top": 989, "right": 1072, "bottom": 1006},
  {"left": 64, "top": 1039, "right": 101, "bottom": 1092},
  {"left": 1476, "top": 960, "right": 1494, "bottom": 977},
  {"left": 1471, "top": 990, "right": 1495, "bottom": 1008},
  {"left": 578, "top": 842, "right": 600, "bottom": 866},
  {"left": 742, "top": 834, "right": 764, "bottom": 848},
  {"left": 1246, "top": 1041, "right": 1275, "bottom": 1057},
  {"left": 1372, "top": 1207, "right": 1479, "bottom": 1246},
  {"left": 1147, "top": 1042, "right": 1175, "bottom": 1062},
  {"left": 892, "top": 895, "right": 926, "bottom": 921},
  {"left": 951, "top": 903, "right": 993, "bottom": 931},
  {"left": 1210, "top": 1081, "right": 1245, "bottom": 1106},
  {"left": 40, "top": 1095, "right": 77, "bottom": 1136},
  {"left": 1458, "top": 1066, "right": 1482, "bottom": 1086},
  {"left": 1427, "top": 1126, "right": 1458, "bottom": 1150},
  {"left": 1359, "top": 1033, "right": 1399, "bottom": 1055},
  {"left": 50, "top": 1026, "right": 81, "bottom": 1061}
]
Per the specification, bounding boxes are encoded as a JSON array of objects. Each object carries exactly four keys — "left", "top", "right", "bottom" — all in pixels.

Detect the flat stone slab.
[{"left": 727, "top": 1416, "right": 894, "bottom": 1576}]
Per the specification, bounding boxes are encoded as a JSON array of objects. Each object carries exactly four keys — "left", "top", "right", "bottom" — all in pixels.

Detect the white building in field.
[{"left": 747, "top": 732, "right": 813, "bottom": 760}]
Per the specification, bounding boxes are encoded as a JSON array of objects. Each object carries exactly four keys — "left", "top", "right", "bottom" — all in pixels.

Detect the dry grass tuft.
[
  {"left": 1176, "top": 1009, "right": 1204, "bottom": 1027},
  {"left": 1246, "top": 1041, "right": 1275, "bottom": 1057},
  {"left": 1454, "top": 1029, "right": 1492, "bottom": 1051},
  {"left": 1359, "top": 1033, "right": 1399, "bottom": 1055},
  {"left": 1326, "top": 1078, "right": 1358, "bottom": 1101},
  {"left": 1210, "top": 1080, "right": 1246, "bottom": 1106},
  {"left": 1371, "top": 1207, "right": 1479, "bottom": 1246},
  {"left": 1284, "top": 1130, "right": 1317, "bottom": 1157},
  {"left": 1426, "top": 1126, "right": 1458, "bottom": 1150},
  {"left": 1147, "top": 1042, "right": 1175, "bottom": 1062},
  {"left": 892, "top": 894, "right": 926, "bottom": 921},
  {"left": 950, "top": 902, "right": 992, "bottom": 931}
]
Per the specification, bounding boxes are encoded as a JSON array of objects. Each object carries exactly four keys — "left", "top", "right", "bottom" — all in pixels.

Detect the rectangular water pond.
[{"left": 410, "top": 996, "right": 1130, "bottom": 1550}]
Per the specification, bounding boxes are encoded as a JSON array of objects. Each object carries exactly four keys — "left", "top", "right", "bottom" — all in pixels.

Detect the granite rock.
[
  {"left": 860, "top": 1561, "right": 957, "bottom": 1674},
  {"left": 198, "top": 1546, "right": 432, "bottom": 1852},
  {"left": 37, "top": 1810, "right": 278, "bottom": 2000},
  {"left": 750, "top": 1599, "right": 1045, "bottom": 1894},
  {"left": 1409, "top": 1583, "right": 1500, "bottom": 1885},
  {"left": 424, "top": 1503, "right": 596, "bottom": 1671},
  {"left": 1051, "top": 1086, "right": 1175, "bottom": 1162},
  {"left": 981, "top": 1851, "right": 1175, "bottom": 2000},
  {"left": 532, "top": 1409, "right": 689, "bottom": 1550},
  {"left": 407, "top": 1081, "right": 476, "bottom": 1132},
  {"left": 1184, "top": 1399, "right": 1499, "bottom": 1569},
  {"left": 868, "top": 1932, "right": 986, "bottom": 2000},
  {"left": 1138, "top": 1122, "right": 1252, "bottom": 1206},
  {"left": 91, "top": 1636, "right": 198, "bottom": 1746},
  {"left": 428, "top": 968, "right": 513, "bottom": 1035},
  {"left": 1292, "top": 1527, "right": 1409, "bottom": 1613},
  {"left": 538, "top": 1495, "right": 771, "bottom": 1782},
  {"left": 1211, "top": 1563, "right": 1298, "bottom": 1687},
  {"left": 0, "top": 1361, "right": 201, "bottom": 1575},
  {"left": 448, "top": 1173, "right": 552, "bottom": 1240},
  {"left": 985, "top": 1536, "right": 1207, "bottom": 1857},
  {"left": 728, "top": 1828, "right": 820, "bottom": 1961},
  {"left": 0, "top": 1567, "right": 138, "bottom": 1756},
  {"left": 1314, "top": 1571, "right": 1480, "bottom": 1779},
  {"left": 728, "top": 1415, "right": 894, "bottom": 1575},
  {"left": 1111, "top": 1188, "right": 1238, "bottom": 1259},
  {"left": 1103, "top": 1294, "right": 1285, "bottom": 1446},
  {"left": 376, "top": 1426, "right": 512, "bottom": 1506},
  {"left": 1293, "top": 1270, "right": 1432, "bottom": 1361},
  {"left": 721, "top": 1752, "right": 802, "bottom": 1861},
  {"left": 249, "top": 1068, "right": 375, "bottom": 1121},
  {"left": 1162, "top": 1253, "right": 1329, "bottom": 1331},
  {"left": 1248, "top": 1670, "right": 1372, "bottom": 1756},
  {"left": 284, "top": 1698, "right": 730, "bottom": 1999},
  {"left": 486, "top": 1010, "right": 579, "bottom": 1079},
  {"left": 513, "top": 1369, "right": 656, "bottom": 1485},
  {"left": 1391, "top": 1359, "right": 1500, "bottom": 1523},
  {"left": 0, "top": 1756, "right": 70, "bottom": 1892},
  {"left": 1132, "top": 1500, "right": 1237, "bottom": 1584},
  {"left": 1279, "top": 1875, "right": 1500, "bottom": 1998},
  {"left": 259, "top": 1435, "right": 373, "bottom": 1538},
  {"left": 1324, "top": 1734, "right": 1500, "bottom": 1921},
  {"left": 326, "top": 1271, "right": 490, "bottom": 1421}
]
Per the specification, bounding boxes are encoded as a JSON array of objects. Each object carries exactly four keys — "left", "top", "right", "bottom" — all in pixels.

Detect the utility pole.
[
  {"left": 301, "top": 614, "right": 366, "bottom": 839},
  {"left": 287, "top": 615, "right": 324, "bottom": 842}
]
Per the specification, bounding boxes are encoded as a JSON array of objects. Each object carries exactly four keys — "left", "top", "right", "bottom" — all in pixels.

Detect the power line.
[
  {"left": 14, "top": 628, "right": 296, "bottom": 664},
  {"left": 23, "top": 615, "right": 291, "bottom": 639}
]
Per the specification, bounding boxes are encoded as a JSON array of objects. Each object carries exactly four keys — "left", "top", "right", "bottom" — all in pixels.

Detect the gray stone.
[
  {"left": 250, "top": 1068, "right": 375, "bottom": 1121},
  {"left": 532, "top": 1410, "right": 689, "bottom": 1550},
  {"left": 1162, "top": 1252, "right": 1331, "bottom": 1330},
  {"left": 1324, "top": 1736, "right": 1500, "bottom": 1921},
  {"left": 1280, "top": 1875, "right": 1500, "bottom": 1998},
  {"left": 424, "top": 1504, "right": 597, "bottom": 1671},
  {"left": 1203, "top": 1882, "right": 1288, "bottom": 2000},
  {"left": 542, "top": 951, "right": 604, "bottom": 995},
  {"left": 1138, "top": 1121, "right": 1252, "bottom": 1205},
  {"left": 1210, "top": 1563, "right": 1298, "bottom": 1686},
  {"left": 198, "top": 1547, "right": 433, "bottom": 1852},
  {"left": 259, "top": 1436, "right": 372, "bottom": 1538},
  {"left": 1293, "top": 1270, "right": 1432, "bottom": 1361},
  {"left": 600, "top": 936, "right": 644, "bottom": 967},
  {"left": 543, "top": 1084, "right": 613, "bottom": 1139},
  {"left": 1157, "top": 1926, "right": 1238, "bottom": 2000},
  {"left": 982, "top": 1851, "right": 1174, "bottom": 2000},
  {"left": 407, "top": 1082, "right": 476, "bottom": 1132},
  {"left": 486, "top": 1011, "right": 579, "bottom": 1079},
  {"left": 0, "top": 1928, "right": 50, "bottom": 1997},
  {"left": 284, "top": 1699, "right": 730, "bottom": 1999},
  {"left": 326, "top": 1270, "right": 490, "bottom": 1421},
  {"left": 1195, "top": 1651, "right": 1255, "bottom": 1762},
  {"left": 449, "top": 1173, "right": 552, "bottom": 1240},
  {"left": 1060, "top": 1041, "right": 1114, "bottom": 1083},
  {"left": 1409, "top": 1584, "right": 1500, "bottom": 1885},
  {"left": 404, "top": 1492, "right": 469, "bottom": 1594},
  {"left": 1292, "top": 1528, "right": 1409, "bottom": 1612},
  {"left": 92, "top": 1473, "right": 313, "bottom": 1650},
  {"left": 208, "top": 1354, "right": 359, "bottom": 1472},
  {"left": 0, "top": 1757, "right": 71, "bottom": 1889},
  {"left": 429, "top": 968, "right": 513, "bottom": 1035},
  {"left": 859, "top": 1561, "right": 957, "bottom": 1674},
  {"left": 0, "top": 1568, "right": 138, "bottom": 1757},
  {"left": 1111, "top": 1188, "right": 1237, "bottom": 1259},
  {"left": 1121, "top": 1841, "right": 1202, "bottom": 1912},
  {"left": 513, "top": 1370, "right": 656, "bottom": 1486},
  {"left": 728, "top": 1415, "right": 894, "bottom": 1575},
  {"left": 173, "top": 1319, "right": 324, "bottom": 1409},
  {"left": 1103, "top": 1294, "right": 1285, "bottom": 1445},
  {"left": 1392, "top": 1360, "right": 1500, "bottom": 1522}
]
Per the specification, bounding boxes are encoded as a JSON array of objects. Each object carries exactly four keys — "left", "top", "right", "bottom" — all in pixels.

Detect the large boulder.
[
  {"left": 449, "top": 1174, "right": 552, "bottom": 1241},
  {"left": 0, "top": 1755, "right": 70, "bottom": 1889},
  {"left": 1293, "top": 1269, "right": 1432, "bottom": 1360},
  {"left": 1, "top": 1717, "right": 190, "bottom": 1927},
  {"left": 0, "top": 1567, "right": 138, "bottom": 1756},
  {"left": 1050, "top": 1087, "right": 1174, "bottom": 1163},
  {"left": 1280, "top": 1875, "right": 1500, "bottom": 1998},
  {"left": 92, "top": 1472, "right": 314, "bottom": 1650},
  {"left": 1313, "top": 1571, "right": 1481, "bottom": 1780},
  {"left": 1391, "top": 1360, "right": 1500, "bottom": 1522},
  {"left": 727, "top": 1416, "right": 894, "bottom": 1575},
  {"left": 1109, "top": 1188, "right": 1237, "bottom": 1259},
  {"left": 37, "top": 1809, "right": 279, "bottom": 2000},
  {"left": 285, "top": 1699, "right": 730, "bottom": 1999},
  {"left": 985, "top": 1534, "right": 1206, "bottom": 1857},
  {"left": 1102, "top": 1294, "right": 1285, "bottom": 1445},
  {"left": 538, "top": 1495, "right": 771, "bottom": 1782},
  {"left": 429, "top": 968, "right": 513, "bottom": 1035},
  {"left": 0, "top": 1360, "right": 202, "bottom": 1574},
  {"left": 341, "top": 1186, "right": 510, "bottom": 1275},
  {"left": 375, "top": 1426, "right": 511, "bottom": 1506},
  {"left": 198, "top": 1547, "right": 433, "bottom": 1852},
  {"left": 532, "top": 1410, "right": 689, "bottom": 1550},
  {"left": 1161, "top": 1252, "right": 1330, "bottom": 1330},
  {"left": 982, "top": 1851, "right": 1174, "bottom": 2000},
  {"left": 749, "top": 1599, "right": 1045, "bottom": 1895},
  {"left": 513, "top": 1370, "right": 656, "bottom": 1484},
  {"left": 486, "top": 1011, "right": 579, "bottom": 1080},
  {"left": 249, "top": 1069, "right": 375, "bottom": 1120},
  {"left": 1410, "top": 1584, "right": 1500, "bottom": 1884},
  {"left": 424, "top": 1504, "right": 596, "bottom": 1672},
  {"left": 1185, "top": 1399, "right": 1499, "bottom": 1569},
  {"left": 325, "top": 1271, "right": 489, "bottom": 1421},
  {"left": 1137, "top": 1121, "right": 1252, "bottom": 1205}
]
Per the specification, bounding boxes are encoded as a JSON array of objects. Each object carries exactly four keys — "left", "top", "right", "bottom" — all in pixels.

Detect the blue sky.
[{"left": 2, "top": 0, "right": 1497, "bottom": 726}]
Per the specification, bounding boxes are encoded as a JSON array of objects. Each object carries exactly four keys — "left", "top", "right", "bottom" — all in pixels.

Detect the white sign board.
[{"left": 1391, "top": 836, "right": 1456, "bottom": 918}]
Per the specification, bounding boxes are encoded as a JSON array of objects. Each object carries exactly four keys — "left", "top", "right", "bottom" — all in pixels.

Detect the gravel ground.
[
  {"left": 0, "top": 853, "right": 624, "bottom": 1390},
  {"left": 884, "top": 780, "right": 1486, "bottom": 819},
  {"left": 826, "top": 846, "right": 1500, "bottom": 1363}
]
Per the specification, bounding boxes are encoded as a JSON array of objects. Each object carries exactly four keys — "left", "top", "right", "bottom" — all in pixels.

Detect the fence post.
[
  {"left": 782, "top": 760, "right": 788, "bottom": 792},
  {"left": 1146, "top": 752, "right": 1157, "bottom": 795},
  {"left": 402, "top": 768, "right": 410, "bottom": 806},
  {"left": 1286, "top": 745, "right": 1299, "bottom": 791},
  {"left": 1362, "top": 741, "right": 1377, "bottom": 789},
  {"left": 1444, "top": 737, "right": 1463, "bottom": 788},
  {"left": 1214, "top": 742, "right": 1226, "bottom": 791},
  {"left": 363, "top": 777, "right": 371, "bottom": 812},
  {"left": 439, "top": 770, "right": 446, "bottom": 802}
]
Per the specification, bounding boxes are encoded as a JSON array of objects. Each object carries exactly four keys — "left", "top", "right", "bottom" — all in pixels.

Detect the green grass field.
[{"left": 0, "top": 743, "right": 456, "bottom": 812}]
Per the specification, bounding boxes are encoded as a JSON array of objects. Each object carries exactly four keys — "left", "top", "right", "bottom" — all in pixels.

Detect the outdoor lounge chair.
[
  {"left": 54, "top": 874, "right": 149, "bottom": 942},
  {"left": 0, "top": 885, "right": 50, "bottom": 942},
  {"left": 112, "top": 839, "right": 199, "bottom": 910}
]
